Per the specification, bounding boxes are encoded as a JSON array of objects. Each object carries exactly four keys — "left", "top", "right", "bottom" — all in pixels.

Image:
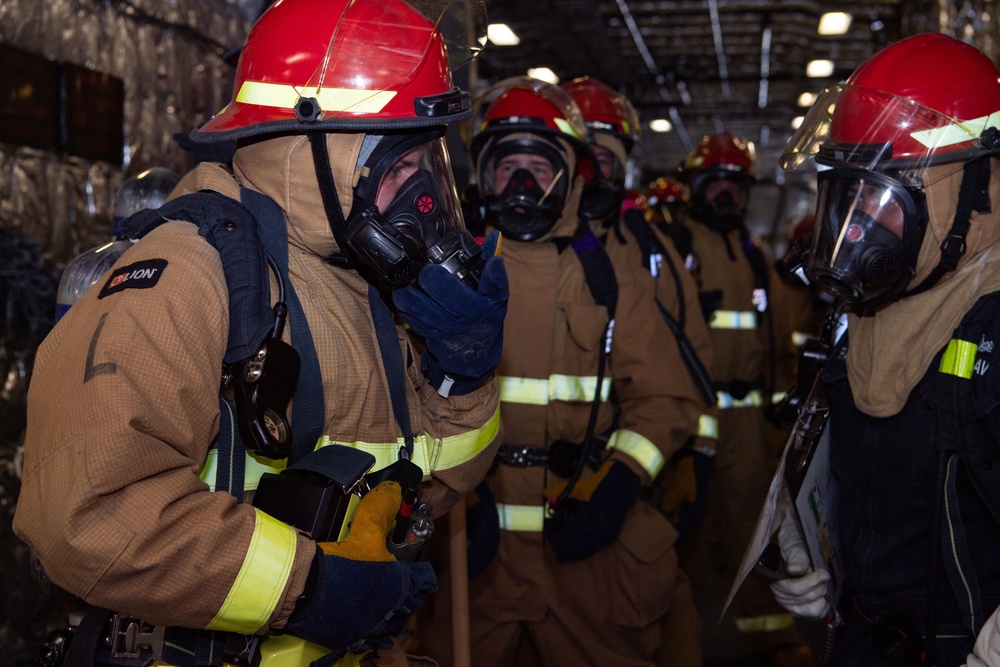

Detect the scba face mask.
[
  {"left": 808, "top": 167, "right": 927, "bottom": 307},
  {"left": 347, "top": 136, "right": 484, "bottom": 289},
  {"left": 477, "top": 138, "right": 571, "bottom": 242},
  {"left": 690, "top": 172, "right": 751, "bottom": 232}
]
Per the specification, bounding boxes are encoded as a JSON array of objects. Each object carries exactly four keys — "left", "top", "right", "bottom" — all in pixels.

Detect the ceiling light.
[
  {"left": 649, "top": 119, "right": 673, "bottom": 133},
  {"left": 487, "top": 23, "right": 520, "bottom": 46},
  {"left": 791, "top": 116, "right": 805, "bottom": 130},
  {"left": 797, "top": 92, "right": 817, "bottom": 107},
  {"left": 806, "top": 60, "right": 834, "bottom": 78},
  {"left": 527, "top": 67, "right": 559, "bottom": 84},
  {"left": 818, "top": 12, "right": 853, "bottom": 35}
]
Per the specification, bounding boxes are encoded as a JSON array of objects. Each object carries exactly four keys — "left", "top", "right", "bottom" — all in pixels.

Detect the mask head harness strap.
[
  {"left": 308, "top": 131, "right": 355, "bottom": 269},
  {"left": 905, "top": 128, "right": 1000, "bottom": 296}
]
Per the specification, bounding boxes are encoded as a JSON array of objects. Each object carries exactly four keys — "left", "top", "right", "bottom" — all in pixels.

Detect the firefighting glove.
[
  {"left": 660, "top": 448, "right": 711, "bottom": 543},
  {"left": 769, "top": 510, "right": 831, "bottom": 620},
  {"left": 392, "top": 231, "right": 508, "bottom": 397},
  {"left": 284, "top": 482, "right": 438, "bottom": 655},
  {"left": 465, "top": 479, "right": 500, "bottom": 580},
  {"left": 543, "top": 458, "right": 641, "bottom": 562}
]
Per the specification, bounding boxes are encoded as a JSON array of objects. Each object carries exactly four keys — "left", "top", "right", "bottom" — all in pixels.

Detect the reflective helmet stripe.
[
  {"left": 911, "top": 110, "right": 1000, "bottom": 149},
  {"left": 236, "top": 80, "right": 397, "bottom": 114},
  {"left": 205, "top": 508, "right": 297, "bottom": 633}
]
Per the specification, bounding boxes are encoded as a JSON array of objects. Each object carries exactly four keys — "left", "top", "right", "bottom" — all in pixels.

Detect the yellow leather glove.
[{"left": 318, "top": 481, "right": 399, "bottom": 562}]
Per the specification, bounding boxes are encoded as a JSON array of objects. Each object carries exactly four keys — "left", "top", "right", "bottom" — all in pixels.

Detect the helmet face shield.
[
  {"left": 808, "top": 168, "right": 927, "bottom": 306},
  {"left": 782, "top": 84, "right": 998, "bottom": 178}
]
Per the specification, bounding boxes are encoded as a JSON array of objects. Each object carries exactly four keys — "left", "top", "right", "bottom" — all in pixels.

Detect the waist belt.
[{"left": 496, "top": 445, "right": 550, "bottom": 467}]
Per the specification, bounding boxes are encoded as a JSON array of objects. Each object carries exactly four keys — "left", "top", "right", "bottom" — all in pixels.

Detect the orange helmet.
[{"left": 191, "top": 0, "right": 476, "bottom": 143}]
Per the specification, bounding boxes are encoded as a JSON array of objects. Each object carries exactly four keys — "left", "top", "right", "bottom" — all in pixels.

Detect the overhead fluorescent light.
[
  {"left": 792, "top": 116, "right": 805, "bottom": 130},
  {"left": 797, "top": 92, "right": 817, "bottom": 107},
  {"left": 527, "top": 67, "right": 559, "bottom": 84},
  {"left": 818, "top": 12, "right": 853, "bottom": 35},
  {"left": 487, "top": 23, "right": 520, "bottom": 46},
  {"left": 806, "top": 59, "right": 835, "bottom": 78},
  {"left": 649, "top": 119, "right": 673, "bottom": 133}
]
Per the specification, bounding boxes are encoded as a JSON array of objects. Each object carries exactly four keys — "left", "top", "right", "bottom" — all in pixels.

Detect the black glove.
[
  {"left": 283, "top": 482, "right": 438, "bottom": 656},
  {"left": 465, "top": 479, "right": 500, "bottom": 580},
  {"left": 392, "top": 231, "right": 508, "bottom": 396},
  {"left": 543, "top": 459, "right": 641, "bottom": 562}
]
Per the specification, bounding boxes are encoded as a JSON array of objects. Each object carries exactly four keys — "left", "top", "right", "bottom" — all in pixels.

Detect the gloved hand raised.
[
  {"left": 769, "top": 510, "right": 832, "bottom": 621},
  {"left": 392, "top": 231, "right": 508, "bottom": 397},
  {"left": 283, "top": 482, "right": 438, "bottom": 655},
  {"left": 543, "top": 457, "right": 641, "bottom": 562}
]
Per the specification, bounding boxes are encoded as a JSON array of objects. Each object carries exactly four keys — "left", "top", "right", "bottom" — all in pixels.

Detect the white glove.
[
  {"left": 769, "top": 511, "right": 832, "bottom": 620},
  {"left": 962, "top": 605, "right": 1000, "bottom": 667}
]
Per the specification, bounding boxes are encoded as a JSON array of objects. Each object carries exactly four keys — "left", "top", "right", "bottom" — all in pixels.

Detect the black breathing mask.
[
  {"left": 807, "top": 168, "right": 926, "bottom": 308},
  {"left": 484, "top": 167, "right": 565, "bottom": 241}
]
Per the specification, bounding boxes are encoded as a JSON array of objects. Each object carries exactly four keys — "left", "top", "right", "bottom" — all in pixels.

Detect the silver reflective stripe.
[{"left": 715, "top": 388, "right": 764, "bottom": 409}]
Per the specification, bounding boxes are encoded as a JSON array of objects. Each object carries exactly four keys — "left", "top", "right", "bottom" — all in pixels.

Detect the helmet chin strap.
[
  {"left": 904, "top": 154, "right": 993, "bottom": 297},
  {"left": 307, "top": 131, "right": 355, "bottom": 269}
]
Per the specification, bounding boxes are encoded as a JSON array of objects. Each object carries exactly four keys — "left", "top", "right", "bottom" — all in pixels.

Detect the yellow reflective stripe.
[
  {"left": 940, "top": 339, "right": 978, "bottom": 379},
  {"left": 606, "top": 428, "right": 665, "bottom": 479},
  {"left": 710, "top": 310, "right": 757, "bottom": 330},
  {"left": 499, "top": 375, "right": 612, "bottom": 405},
  {"left": 496, "top": 503, "right": 546, "bottom": 532},
  {"left": 772, "top": 391, "right": 788, "bottom": 405},
  {"left": 553, "top": 117, "right": 584, "bottom": 139},
  {"left": 206, "top": 508, "right": 297, "bottom": 633},
  {"left": 316, "top": 405, "right": 501, "bottom": 475},
  {"left": 257, "top": 634, "right": 367, "bottom": 667},
  {"left": 792, "top": 331, "right": 810, "bottom": 347},
  {"left": 734, "top": 612, "right": 796, "bottom": 633},
  {"left": 236, "top": 80, "right": 397, "bottom": 114},
  {"left": 911, "top": 110, "right": 1000, "bottom": 149},
  {"left": 499, "top": 376, "right": 550, "bottom": 405},
  {"left": 198, "top": 448, "right": 286, "bottom": 492},
  {"left": 697, "top": 414, "right": 719, "bottom": 439},
  {"left": 716, "top": 389, "right": 764, "bottom": 409}
]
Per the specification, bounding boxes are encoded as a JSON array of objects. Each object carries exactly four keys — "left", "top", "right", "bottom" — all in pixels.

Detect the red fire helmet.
[{"left": 562, "top": 76, "right": 641, "bottom": 149}]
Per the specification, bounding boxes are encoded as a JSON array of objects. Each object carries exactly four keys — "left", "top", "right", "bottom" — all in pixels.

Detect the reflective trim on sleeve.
[
  {"left": 792, "top": 331, "right": 810, "bottom": 347},
  {"left": 316, "top": 405, "right": 502, "bottom": 475},
  {"left": 606, "top": 428, "right": 665, "bottom": 479},
  {"left": 236, "top": 80, "right": 397, "bottom": 114},
  {"left": 496, "top": 503, "right": 546, "bottom": 532},
  {"left": 709, "top": 310, "right": 757, "bottom": 330},
  {"left": 205, "top": 508, "right": 298, "bottom": 633},
  {"left": 715, "top": 389, "right": 764, "bottom": 409},
  {"left": 939, "top": 338, "right": 978, "bottom": 379},
  {"left": 696, "top": 414, "right": 719, "bottom": 439},
  {"left": 772, "top": 391, "right": 788, "bottom": 405},
  {"left": 733, "top": 612, "right": 796, "bottom": 633},
  {"left": 499, "top": 375, "right": 612, "bottom": 405}
]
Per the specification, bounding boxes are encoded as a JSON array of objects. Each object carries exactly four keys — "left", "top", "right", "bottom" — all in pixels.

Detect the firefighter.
[
  {"left": 674, "top": 131, "right": 806, "bottom": 665},
  {"left": 562, "top": 76, "right": 714, "bottom": 666},
  {"left": 12, "top": 1, "right": 506, "bottom": 666},
  {"left": 771, "top": 33, "right": 1000, "bottom": 667},
  {"left": 421, "top": 76, "right": 702, "bottom": 666}
]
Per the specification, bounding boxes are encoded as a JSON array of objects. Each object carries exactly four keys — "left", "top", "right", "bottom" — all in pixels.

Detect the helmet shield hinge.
[
  {"left": 295, "top": 97, "right": 324, "bottom": 123},
  {"left": 414, "top": 88, "right": 471, "bottom": 118}
]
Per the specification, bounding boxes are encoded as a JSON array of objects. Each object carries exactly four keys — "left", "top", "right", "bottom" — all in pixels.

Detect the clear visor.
[
  {"left": 302, "top": 0, "right": 485, "bottom": 111},
  {"left": 781, "top": 84, "right": 993, "bottom": 185},
  {"left": 373, "top": 137, "right": 467, "bottom": 246}
]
